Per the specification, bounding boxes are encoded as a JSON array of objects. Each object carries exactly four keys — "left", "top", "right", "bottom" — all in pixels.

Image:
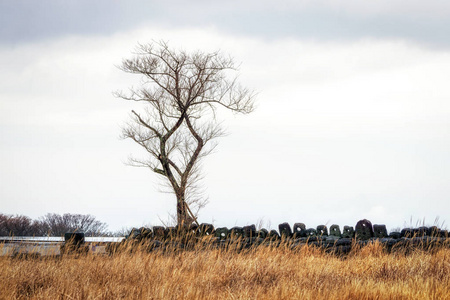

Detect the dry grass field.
[{"left": 1, "top": 241, "right": 449, "bottom": 300}]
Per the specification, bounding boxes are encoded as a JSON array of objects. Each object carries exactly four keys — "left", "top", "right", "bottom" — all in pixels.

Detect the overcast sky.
[{"left": 1, "top": 1, "right": 450, "bottom": 233}]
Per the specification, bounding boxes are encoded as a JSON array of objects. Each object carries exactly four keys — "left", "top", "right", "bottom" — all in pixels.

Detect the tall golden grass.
[{"left": 1, "top": 240, "right": 449, "bottom": 299}]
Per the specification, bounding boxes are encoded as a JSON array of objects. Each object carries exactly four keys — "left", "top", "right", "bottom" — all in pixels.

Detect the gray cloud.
[
  {"left": 1, "top": 30, "right": 449, "bottom": 230},
  {"left": 1, "top": 1, "right": 450, "bottom": 48},
  {"left": 2, "top": 3, "right": 450, "bottom": 231},
  {"left": 0, "top": 1, "right": 156, "bottom": 43}
]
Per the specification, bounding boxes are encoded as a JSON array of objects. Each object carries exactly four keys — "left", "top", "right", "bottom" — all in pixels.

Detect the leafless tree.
[
  {"left": 0, "top": 213, "right": 41, "bottom": 236},
  {"left": 115, "top": 41, "right": 255, "bottom": 226},
  {"left": 0, "top": 213, "right": 108, "bottom": 236},
  {"left": 40, "top": 213, "right": 108, "bottom": 236},
  {"left": 0, "top": 213, "right": 45, "bottom": 236}
]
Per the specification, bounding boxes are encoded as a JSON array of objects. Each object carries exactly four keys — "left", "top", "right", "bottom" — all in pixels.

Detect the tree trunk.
[{"left": 176, "top": 192, "right": 188, "bottom": 227}]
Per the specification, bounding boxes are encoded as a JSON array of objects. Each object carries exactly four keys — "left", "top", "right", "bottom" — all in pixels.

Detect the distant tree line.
[{"left": 0, "top": 213, "right": 109, "bottom": 237}]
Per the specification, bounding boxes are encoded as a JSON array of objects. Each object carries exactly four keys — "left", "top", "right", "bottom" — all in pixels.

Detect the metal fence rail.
[{"left": 0, "top": 236, "right": 124, "bottom": 243}]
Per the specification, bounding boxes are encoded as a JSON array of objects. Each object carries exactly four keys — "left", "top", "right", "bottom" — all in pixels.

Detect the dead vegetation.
[{"left": 1, "top": 241, "right": 449, "bottom": 299}]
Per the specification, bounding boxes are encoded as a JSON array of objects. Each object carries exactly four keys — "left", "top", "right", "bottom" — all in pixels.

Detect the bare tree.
[
  {"left": 0, "top": 213, "right": 43, "bottom": 236},
  {"left": 115, "top": 41, "right": 255, "bottom": 226},
  {"left": 0, "top": 213, "right": 47, "bottom": 236},
  {"left": 39, "top": 213, "right": 108, "bottom": 236}
]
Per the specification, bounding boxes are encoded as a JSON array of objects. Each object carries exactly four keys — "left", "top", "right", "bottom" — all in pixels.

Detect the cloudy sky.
[{"left": 1, "top": 1, "right": 450, "bottom": 233}]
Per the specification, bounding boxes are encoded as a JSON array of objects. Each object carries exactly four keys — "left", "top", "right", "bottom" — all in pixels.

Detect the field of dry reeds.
[{"left": 1, "top": 240, "right": 449, "bottom": 300}]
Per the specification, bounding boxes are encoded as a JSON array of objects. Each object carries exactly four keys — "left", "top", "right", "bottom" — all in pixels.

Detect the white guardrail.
[{"left": 0, "top": 236, "right": 125, "bottom": 257}]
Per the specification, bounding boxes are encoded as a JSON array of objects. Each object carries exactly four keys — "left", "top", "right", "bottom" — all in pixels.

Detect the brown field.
[{"left": 0, "top": 241, "right": 449, "bottom": 300}]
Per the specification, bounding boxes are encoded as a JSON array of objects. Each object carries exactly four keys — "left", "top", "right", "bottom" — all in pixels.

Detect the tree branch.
[{"left": 131, "top": 110, "right": 162, "bottom": 137}]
